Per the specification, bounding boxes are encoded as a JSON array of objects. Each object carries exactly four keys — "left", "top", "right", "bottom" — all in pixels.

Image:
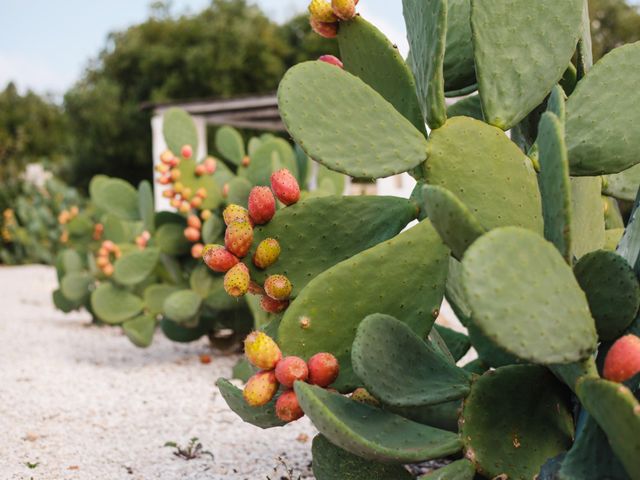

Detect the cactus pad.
[
  {"left": 402, "top": 0, "right": 447, "bottom": 129},
  {"left": 446, "top": 95, "right": 483, "bottom": 121},
  {"left": 352, "top": 314, "right": 471, "bottom": 407},
  {"left": 143, "top": 284, "right": 180, "bottom": 315},
  {"left": 278, "top": 61, "right": 428, "bottom": 179},
  {"left": 162, "top": 107, "right": 198, "bottom": 156},
  {"left": 216, "top": 378, "right": 285, "bottom": 429},
  {"left": 576, "top": 378, "right": 640, "bottom": 479},
  {"left": 311, "top": 435, "right": 413, "bottom": 480},
  {"left": 278, "top": 220, "right": 449, "bottom": 390},
  {"left": 338, "top": 16, "right": 427, "bottom": 136},
  {"left": 91, "top": 283, "right": 143, "bottom": 324},
  {"left": 417, "top": 459, "right": 475, "bottom": 480},
  {"left": 433, "top": 324, "right": 471, "bottom": 363},
  {"left": 538, "top": 112, "right": 572, "bottom": 261},
  {"left": 61, "top": 272, "right": 93, "bottom": 303},
  {"left": 442, "top": 0, "right": 475, "bottom": 95},
  {"left": 155, "top": 223, "right": 190, "bottom": 256},
  {"left": 91, "top": 177, "right": 140, "bottom": 221},
  {"left": 574, "top": 250, "right": 640, "bottom": 340},
  {"left": 571, "top": 177, "right": 605, "bottom": 259},
  {"left": 471, "top": 0, "right": 583, "bottom": 129},
  {"left": 113, "top": 248, "right": 160, "bottom": 286},
  {"left": 566, "top": 42, "right": 640, "bottom": 175},
  {"left": 294, "top": 382, "right": 462, "bottom": 463},
  {"left": 250, "top": 196, "right": 417, "bottom": 295},
  {"left": 163, "top": 290, "right": 202, "bottom": 325},
  {"left": 215, "top": 126, "right": 245, "bottom": 166},
  {"left": 178, "top": 158, "right": 222, "bottom": 210},
  {"left": 462, "top": 227, "right": 597, "bottom": 364},
  {"left": 461, "top": 365, "right": 574, "bottom": 479},
  {"left": 423, "top": 185, "right": 485, "bottom": 260},
  {"left": 425, "top": 117, "right": 543, "bottom": 234},
  {"left": 604, "top": 164, "right": 640, "bottom": 202},
  {"left": 122, "top": 314, "right": 156, "bottom": 348}
]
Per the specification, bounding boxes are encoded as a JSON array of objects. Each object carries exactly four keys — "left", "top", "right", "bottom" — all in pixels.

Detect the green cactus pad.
[
  {"left": 617, "top": 194, "right": 640, "bottom": 274},
  {"left": 467, "top": 322, "right": 521, "bottom": 368},
  {"left": 279, "top": 220, "right": 449, "bottom": 390},
  {"left": 91, "top": 283, "right": 143, "bottom": 324},
  {"left": 403, "top": 0, "right": 447, "bottom": 129},
  {"left": 558, "top": 413, "right": 629, "bottom": 480},
  {"left": 577, "top": 0, "right": 593, "bottom": 78},
  {"left": 137, "top": 180, "right": 155, "bottom": 234},
  {"left": 177, "top": 158, "right": 222, "bottom": 210},
  {"left": 91, "top": 177, "right": 140, "bottom": 221},
  {"left": 278, "top": 61, "right": 428, "bottom": 179},
  {"left": 163, "top": 289, "right": 202, "bottom": 325},
  {"left": 201, "top": 215, "right": 223, "bottom": 245},
  {"left": 225, "top": 177, "right": 252, "bottom": 207},
  {"left": 446, "top": 95, "right": 483, "bottom": 121},
  {"left": 338, "top": 16, "right": 427, "bottom": 137},
  {"left": 143, "top": 284, "right": 180, "bottom": 315},
  {"left": 566, "top": 42, "right": 640, "bottom": 175},
  {"left": 53, "top": 289, "right": 79, "bottom": 313},
  {"left": 386, "top": 399, "right": 462, "bottom": 433},
  {"left": 122, "top": 314, "right": 156, "bottom": 348},
  {"left": 216, "top": 378, "right": 285, "bottom": 429},
  {"left": 312, "top": 435, "right": 412, "bottom": 480},
  {"left": 571, "top": 177, "right": 605, "bottom": 259},
  {"left": 604, "top": 164, "right": 640, "bottom": 202},
  {"left": 113, "top": 248, "right": 160, "bottom": 286},
  {"left": 538, "top": 112, "right": 572, "bottom": 261},
  {"left": 604, "top": 196, "right": 625, "bottom": 230},
  {"left": 433, "top": 325, "right": 471, "bottom": 363},
  {"left": 427, "top": 326, "right": 455, "bottom": 364},
  {"left": 423, "top": 185, "right": 485, "bottom": 260},
  {"left": 101, "top": 214, "right": 130, "bottom": 243},
  {"left": 56, "top": 249, "right": 84, "bottom": 280},
  {"left": 160, "top": 318, "right": 209, "bottom": 343},
  {"left": 577, "top": 378, "right": 640, "bottom": 479},
  {"left": 215, "top": 126, "right": 245, "bottom": 166},
  {"left": 294, "top": 382, "right": 462, "bottom": 463},
  {"left": 250, "top": 196, "right": 417, "bottom": 296},
  {"left": 162, "top": 107, "right": 198, "bottom": 155},
  {"left": 574, "top": 250, "right": 640, "bottom": 340},
  {"left": 155, "top": 222, "right": 190, "bottom": 256},
  {"left": 316, "top": 164, "right": 345, "bottom": 196},
  {"left": 462, "top": 227, "right": 597, "bottom": 364},
  {"left": 239, "top": 138, "right": 297, "bottom": 187},
  {"left": 442, "top": 0, "right": 475, "bottom": 95},
  {"left": 444, "top": 258, "right": 471, "bottom": 326},
  {"left": 605, "top": 228, "right": 625, "bottom": 252},
  {"left": 61, "top": 272, "right": 93, "bottom": 303},
  {"left": 461, "top": 365, "right": 574, "bottom": 479},
  {"left": 471, "top": 0, "right": 583, "bottom": 130},
  {"left": 417, "top": 459, "right": 475, "bottom": 480},
  {"left": 352, "top": 314, "right": 471, "bottom": 407},
  {"left": 425, "top": 117, "right": 543, "bottom": 234}
]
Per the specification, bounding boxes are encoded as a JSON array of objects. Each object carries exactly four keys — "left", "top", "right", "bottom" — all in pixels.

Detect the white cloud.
[{"left": 0, "top": 51, "right": 76, "bottom": 98}]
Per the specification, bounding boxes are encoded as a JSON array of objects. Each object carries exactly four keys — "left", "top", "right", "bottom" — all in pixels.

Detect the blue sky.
[{"left": 0, "top": 0, "right": 407, "bottom": 96}]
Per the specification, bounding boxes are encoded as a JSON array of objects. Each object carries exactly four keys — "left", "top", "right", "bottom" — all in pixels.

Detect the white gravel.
[{"left": 0, "top": 265, "right": 317, "bottom": 480}]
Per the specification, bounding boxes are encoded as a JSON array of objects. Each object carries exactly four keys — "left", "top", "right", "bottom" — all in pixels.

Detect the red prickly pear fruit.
[
  {"left": 271, "top": 169, "right": 300, "bottom": 206},
  {"left": 195, "top": 164, "right": 206, "bottom": 176},
  {"left": 181, "top": 144, "right": 193, "bottom": 159},
  {"left": 179, "top": 201, "right": 191, "bottom": 214},
  {"left": 170, "top": 168, "right": 181, "bottom": 182},
  {"left": 309, "top": 17, "right": 338, "bottom": 39},
  {"left": 244, "top": 331, "right": 282, "bottom": 370},
  {"left": 202, "top": 244, "right": 239, "bottom": 272},
  {"left": 351, "top": 388, "right": 380, "bottom": 406},
  {"left": 603, "top": 334, "right": 640, "bottom": 383},
  {"left": 248, "top": 281, "right": 266, "bottom": 296},
  {"left": 243, "top": 370, "right": 279, "bottom": 407},
  {"left": 318, "top": 55, "right": 344, "bottom": 68},
  {"left": 260, "top": 295, "right": 289, "bottom": 314},
  {"left": 191, "top": 243, "right": 204, "bottom": 259},
  {"left": 275, "top": 356, "right": 309, "bottom": 388},
  {"left": 201, "top": 209, "right": 213, "bottom": 221},
  {"left": 222, "top": 183, "right": 230, "bottom": 198},
  {"left": 224, "top": 263, "right": 250, "bottom": 298},
  {"left": 102, "top": 263, "right": 115, "bottom": 277},
  {"left": 160, "top": 150, "right": 174, "bottom": 164},
  {"left": 275, "top": 390, "right": 304, "bottom": 422},
  {"left": 242, "top": 155, "right": 251, "bottom": 167},
  {"left": 162, "top": 189, "right": 174, "bottom": 199},
  {"left": 248, "top": 187, "right": 276, "bottom": 225},
  {"left": 158, "top": 175, "right": 171, "bottom": 185},
  {"left": 204, "top": 156, "right": 217, "bottom": 174},
  {"left": 96, "top": 256, "right": 110, "bottom": 268},
  {"left": 253, "top": 238, "right": 281, "bottom": 269},
  {"left": 184, "top": 226, "right": 201, "bottom": 242},
  {"left": 190, "top": 197, "right": 203, "bottom": 209},
  {"left": 195, "top": 187, "right": 207, "bottom": 198},
  {"left": 331, "top": 0, "right": 356, "bottom": 20},
  {"left": 187, "top": 214, "right": 202, "bottom": 229},
  {"left": 264, "top": 274, "right": 293, "bottom": 301},
  {"left": 170, "top": 197, "right": 181, "bottom": 208},
  {"left": 308, "top": 352, "right": 340, "bottom": 387},
  {"left": 225, "top": 221, "right": 254, "bottom": 258},
  {"left": 182, "top": 187, "right": 193, "bottom": 200},
  {"left": 308, "top": 0, "right": 338, "bottom": 22},
  {"left": 223, "top": 204, "right": 251, "bottom": 226}
]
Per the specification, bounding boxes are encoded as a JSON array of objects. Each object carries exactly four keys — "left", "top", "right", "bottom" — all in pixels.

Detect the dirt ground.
[{"left": 0, "top": 265, "right": 317, "bottom": 480}]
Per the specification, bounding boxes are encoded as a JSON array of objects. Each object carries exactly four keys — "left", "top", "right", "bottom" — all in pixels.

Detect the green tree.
[
  {"left": 64, "top": 0, "right": 337, "bottom": 190},
  {"left": 589, "top": 0, "right": 640, "bottom": 59}
]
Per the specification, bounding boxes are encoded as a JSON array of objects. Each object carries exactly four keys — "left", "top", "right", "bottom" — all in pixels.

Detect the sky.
[{"left": 0, "top": 0, "right": 407, "bottom": 97}]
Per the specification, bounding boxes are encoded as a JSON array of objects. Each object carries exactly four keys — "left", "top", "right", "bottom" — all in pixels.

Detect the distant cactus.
[{"left": 217, "top": 1, "right": 640, "bottom": 478}]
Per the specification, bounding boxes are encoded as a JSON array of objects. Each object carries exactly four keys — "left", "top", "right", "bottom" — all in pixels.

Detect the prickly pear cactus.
[{"left": 218, "top": 1, "right": 640, "bottom": 478}]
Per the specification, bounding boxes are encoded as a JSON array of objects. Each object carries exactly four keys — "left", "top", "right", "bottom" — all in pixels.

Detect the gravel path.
[{"left": 0, "top": 265, "right": 317, "bottom": 480}]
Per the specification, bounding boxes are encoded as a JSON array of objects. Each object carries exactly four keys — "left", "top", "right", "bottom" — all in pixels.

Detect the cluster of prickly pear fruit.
[
  {"left": 216, "top": 1, "right": 640, "bottom": 478},
  {"left": 308, "top": 0, "right": 358, "bottom": 38},
  {"left": 95, "top": 240, "right": 122, "bottom": 277},
  {"left": 202, "top": 168, "right": 300, "bottom": 313},
  {"left": 242, "top": 331, "right": 339, "bottom": 423},
  {"left": 156, "top": 148, "right": 212, "bottom": 213}
]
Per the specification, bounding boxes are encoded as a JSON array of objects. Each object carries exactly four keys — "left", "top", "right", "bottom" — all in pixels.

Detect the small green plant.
[
  {"left": 164, "top": 437, "right": 214, "bottom": 461},
  {"left": 216, "top": 0, "right": 640, "bottom": 478}
]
